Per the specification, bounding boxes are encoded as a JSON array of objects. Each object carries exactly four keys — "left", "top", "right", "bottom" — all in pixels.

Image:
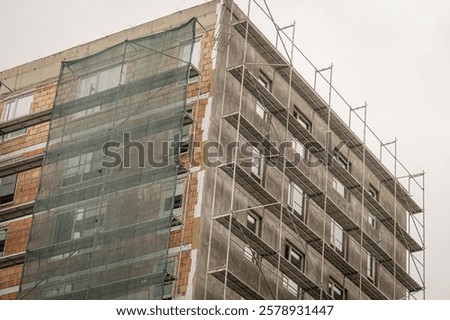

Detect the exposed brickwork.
[
  {"left": 0, "top": 265, "right": 23, "bottom": 300},
  {"left": 3, "top": 218, "right": 32, "bottom": 256},
  {"left": 31, "top": 82, "right": 57, "bottom": 112}
]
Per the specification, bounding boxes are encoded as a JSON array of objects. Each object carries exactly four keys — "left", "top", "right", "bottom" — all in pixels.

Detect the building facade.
[{"left": 0, "top": 0, "right": 424, "bottom": 300}]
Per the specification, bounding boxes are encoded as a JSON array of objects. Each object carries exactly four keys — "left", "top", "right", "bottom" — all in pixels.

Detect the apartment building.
[{"left": 0, "top": 0, "right": 424, "bottom": 300}]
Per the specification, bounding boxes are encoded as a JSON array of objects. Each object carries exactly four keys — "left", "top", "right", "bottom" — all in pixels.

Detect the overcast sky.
[{"left": 1, "top": 0, "right": 449, "bottom": 299}]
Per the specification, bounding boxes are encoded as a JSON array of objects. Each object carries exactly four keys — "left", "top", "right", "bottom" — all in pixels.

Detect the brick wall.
[
  {"left": 3, "top": 218, "right": 32, "bottom": 256},
  {"left": 170, "top": 29, "right": 215, "bottom": 297},
  {"left": 0, "top": 265, "right": 23, "bottom": 300}
]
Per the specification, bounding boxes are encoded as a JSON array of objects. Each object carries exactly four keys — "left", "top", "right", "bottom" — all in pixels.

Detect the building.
[{"left": 0, "top": 0, "right": 425, "bottom": 300}]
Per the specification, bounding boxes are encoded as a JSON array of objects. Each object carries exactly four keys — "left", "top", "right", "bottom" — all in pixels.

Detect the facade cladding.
[{"left": 0, "top": 0, "right": 424, "bottom": 300}]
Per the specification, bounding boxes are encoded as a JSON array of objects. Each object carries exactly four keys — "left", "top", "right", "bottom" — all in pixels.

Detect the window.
[
  {"left": 1, "top": 93, "right": 33, "bottom": 139},
  {"left": 78, "top": 64, "right": 125, "bottom": 98},
  {"left": 330, "top": 219, "right": 345, "bottom": 257},
  {"left": 251, "top": 147, "right": 263, "bottom": 179},
  {"left": 258, "top": 71, "right": 272, "bottom": 91},
  {"left": 334, "top": 151, "right": 350, "bottom": 172},
  {"left": 0, "top": 174, "right": 17, "bottom": 204},
  {"left": 255, "top": 100, "right": 268, "bottom": 121},
  {"left": 53, "top": 212, "right": 75, "bottom": 243},
  {"left": 62, "top": 151, "right": 105, "bottom": 187},
  {"left": 285, "top": 243, "right": 304, "bottom": 271},
  {"left": 52, "top": 206, "right": 102, "bottom": 245},
  {"left": 283, "top": 242, "right": 303, "bottom": 296},
  {"left": 368, "top": 212, "right": 379, "bottom": 229},
  {"left": 75, "top": 64, "right": 126, "bottom": 118},
  {"left": 0, "top": 228, "right": 7, "bottom": 257},
  {"left": 367, "top": 252, "right": 378, "bottom": 284},
  {"left": 171, "top": 173, "right": 186, "bottom": 220},
  {"left": 244, "top": 212, "right": 261, "bottom": 263},
  {"left": 180, "top": 123, "right": 191, "bottom": 153},
  {"left": 179, "top": 38, "right": 201, "bottom": 76},
  {"left": 246, "top": 211, "right": 261, "bottom": 235},
  {"left": 292, "top": 138, "right": 307, "bottom": 159},
  {"left": 282, "top": 274, "right": 300, "bottom": 297},
  {"left": 332, "top": 177, "right": 346, "bottom": 198},
  {"left": 368, "top": 184, "right": 379, "bottom": 201},
  {"left": 288, "top": 181, "right": 305, "bottom": 220},
  {"left": 292, "top": 105, "right": 311, "bottom": 131},
  {"left": 328, "top": 279, "right": 345, "bottom": 300}
]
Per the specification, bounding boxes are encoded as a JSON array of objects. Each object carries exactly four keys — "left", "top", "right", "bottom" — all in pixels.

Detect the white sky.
[{"left": 1, "top": 0, "right": 449, "bottom": 299}]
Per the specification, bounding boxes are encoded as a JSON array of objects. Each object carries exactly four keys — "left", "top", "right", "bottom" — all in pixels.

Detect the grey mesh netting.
[{"left": 18, "top": 18, "right": 196, "bottom": 299}]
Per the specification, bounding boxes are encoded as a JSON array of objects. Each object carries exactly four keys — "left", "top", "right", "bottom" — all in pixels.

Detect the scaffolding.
[{"left": 204, "top": 0, "right": 425, "bottom": 300}]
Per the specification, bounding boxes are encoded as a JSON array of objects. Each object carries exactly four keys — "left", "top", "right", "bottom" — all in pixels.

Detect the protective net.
[{"left": 19, "top": 18, "right": 196, "bottom": 299}]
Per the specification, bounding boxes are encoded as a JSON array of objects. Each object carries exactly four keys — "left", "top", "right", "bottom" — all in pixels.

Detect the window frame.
[
  {"left": 1, "top": 93, "right": 34, "bottom": 140},
  {"left": 250, "top": 146, "right": 264, "bottom": 180},
  {"left": 368, "top": 184, "right": 380, "bottom": 201},
  {"left": 332, "top": 176, "right": 346, "bottom": 198},
  {"left": 285, "top": 242, "right": 304, "bottom": 271},
  {"left": 328, "top": 279, "right": 346, "bottom": 300},
  {"left": 244, "top": 211, "right": 261, "bottom": 263},
  {"left": 367, "top": 252, "right": 378, "bottom": 284},
  {"left": 258, "top": 70, "right": 272, "bottom": 92},
  {"left": 172, "top": 172, "right": 187, "bottom": 220},
  {"left": 292, "top": 105, "right": 312, "bottom": 132},
  {"left": 77, "top": 64, "right": 126, "bottom": 99},
  {"left": 334, "top": 151, "right": 351, "bottom": 172},
  {"left": 292, "top": 137, "right": 307, "bottom": 160},
  {"left": 0, "top": 173, "right": 18, "bottom": 205},
  {"left": 179, "top": 37, "right": 202, "bottom": 82},
  {"left": 255, "top": 100, "right": 268, "bottom": 121},
  {"left": 368, "top": 212, "right": 379, "bottom": 229},
  {"left": 282, "top": 274, "right": 300, "bottom": 297},
  {"left": 282, "top": 243, "right": 303, "bottom": 296},
  {"left": 0, "top": 227, "right": 7, "bottom": 257},
  {"left": 288, "top": 180, "right": 305, "bottom": 220},
  {"left": 330, "top": 219, "right": 346, "bottom": 258},
  {"left": 61, "top": 150, "right": 108, "bottom": 187}
]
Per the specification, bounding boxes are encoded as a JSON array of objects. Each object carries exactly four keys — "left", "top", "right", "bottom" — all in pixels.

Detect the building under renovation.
[{"left": 0, "top": 0, "right": 425, "bottom": 300}]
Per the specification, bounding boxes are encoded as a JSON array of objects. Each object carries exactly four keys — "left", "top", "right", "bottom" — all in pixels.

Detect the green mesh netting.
[{"left": 19, "top": 18, "right": 196, "bottom": 300}]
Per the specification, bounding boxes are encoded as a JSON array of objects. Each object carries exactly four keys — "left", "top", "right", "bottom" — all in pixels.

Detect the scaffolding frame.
[{"left": 204, "top": 0, "right": 425, "bottom": 300}]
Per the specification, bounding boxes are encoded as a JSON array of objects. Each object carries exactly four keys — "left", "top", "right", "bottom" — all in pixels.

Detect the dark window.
[
  {"left": 0, "top": 228, "right": 7, "bottom": 257},
  {"left": 53, "top": 212, "right": 75, "bottom": 243},
  {"left": 0, "top": 174, "right": 17, "bottom": 204},
  {"left": 368, "top": 184, "right": 379, "bottom": 201}
]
